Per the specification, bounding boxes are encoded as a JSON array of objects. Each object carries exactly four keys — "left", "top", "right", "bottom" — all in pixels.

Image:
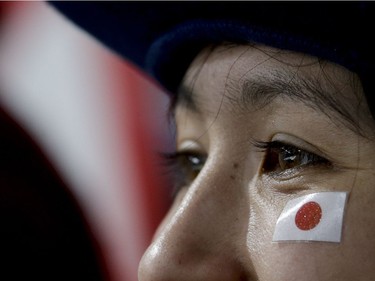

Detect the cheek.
[
  {"left": 246, "top": 197, "right": 279, "bottom": 254},
  {"left": 245, "top": 175, "right": 288, "bottom": 254},
  {"left": 245, "top": 183, "right": 283, "bottom": 276},
  {"left": 254, "top": 241, "right": 373, "bottom": 281},
  {"left": 339, "top": 176, "right": 375, "bottom": 272},
  {"left": 253, "top": 244, "right": 347, "bottom": 281}
]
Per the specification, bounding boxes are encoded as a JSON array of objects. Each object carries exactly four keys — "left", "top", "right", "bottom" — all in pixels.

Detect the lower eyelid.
[{"left": 266, "top": 161, "right": 333, "bottom": 180}]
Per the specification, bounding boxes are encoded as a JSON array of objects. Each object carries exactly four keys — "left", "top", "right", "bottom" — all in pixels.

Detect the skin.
[{"left": 138, "top": 44, "right": 375, "bottom": 280}]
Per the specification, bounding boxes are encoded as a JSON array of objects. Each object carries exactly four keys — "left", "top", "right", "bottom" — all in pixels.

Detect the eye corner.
[{"left": 160, "top": 145, "right": 208, "bottom": 199}]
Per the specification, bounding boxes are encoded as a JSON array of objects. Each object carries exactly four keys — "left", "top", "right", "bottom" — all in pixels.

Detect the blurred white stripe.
[{"left": 0, "top": 2, "right": 169, "bottom": 281}]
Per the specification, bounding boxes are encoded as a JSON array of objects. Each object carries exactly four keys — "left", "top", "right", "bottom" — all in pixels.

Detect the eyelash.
[
  {"left": 161, "top": 140, "right": 331, "bottom": 196},
  {"left": 253, "top": 140, "right": 331, "bottom": 177}
]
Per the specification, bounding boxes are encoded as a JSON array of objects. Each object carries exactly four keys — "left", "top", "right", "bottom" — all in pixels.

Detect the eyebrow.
[
  {"left": 237, "top": 70, "right": 324, "bottom": 111},
  {"left": 237, "top": 69, "right": 360, "bottom": 131},
  {"left": 175, "top": 68, "right": 362, "bottom": 133}
]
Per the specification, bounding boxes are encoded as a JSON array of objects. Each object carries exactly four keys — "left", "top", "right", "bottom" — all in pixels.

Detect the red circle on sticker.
[{"left": 295, "top": 201, "right": 322, "bottom": 231}]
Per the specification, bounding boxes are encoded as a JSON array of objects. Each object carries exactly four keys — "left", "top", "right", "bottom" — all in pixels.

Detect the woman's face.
[{"left": 138, "top": 44, "right": 375, "bottom": 280}]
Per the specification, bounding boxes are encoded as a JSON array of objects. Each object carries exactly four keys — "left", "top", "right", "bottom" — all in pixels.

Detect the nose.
[{"left": 138, "top": 161, "right": 253, "bottom": 281}]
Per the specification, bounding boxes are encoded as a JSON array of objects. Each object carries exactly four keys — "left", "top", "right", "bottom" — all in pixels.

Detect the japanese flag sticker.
[{"left": 273, "top": 192, "right": 348, "bottom": 243}]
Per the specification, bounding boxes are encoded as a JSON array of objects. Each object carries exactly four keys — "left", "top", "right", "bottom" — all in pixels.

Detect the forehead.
[
  {"left": 177, "top": 44, "right": 374, "bottom": 136},
  {"left": 184, "top": 44, "right": 350, "bottom": 96}
]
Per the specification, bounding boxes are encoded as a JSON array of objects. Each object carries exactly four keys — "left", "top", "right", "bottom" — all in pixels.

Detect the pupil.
[
  {"left": 188, "top": 155, "right": 201, "bottom": 165},
  {"left": 282, "top": 147, "right": 299, "bottom": 162},
  {"left": 283, "top": 153, "right": 297, "bottom": 162},
  {"left": 280, "top": 147, "right": 301, "bottom": 170}
]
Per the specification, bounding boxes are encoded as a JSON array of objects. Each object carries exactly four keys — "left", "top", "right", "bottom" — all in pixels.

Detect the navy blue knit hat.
[{"left": 51, "top": 2, "right": 375, "bottom": 116}]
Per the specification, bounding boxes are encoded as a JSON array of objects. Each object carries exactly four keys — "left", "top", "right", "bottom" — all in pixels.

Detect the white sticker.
[{"left": 273, "top": 192, "right": 347, "bottom": 243}]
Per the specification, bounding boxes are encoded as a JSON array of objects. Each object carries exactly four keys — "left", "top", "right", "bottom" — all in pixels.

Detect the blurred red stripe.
[{"left": 107, "top": 57, "right": 170, "bottom": 239}]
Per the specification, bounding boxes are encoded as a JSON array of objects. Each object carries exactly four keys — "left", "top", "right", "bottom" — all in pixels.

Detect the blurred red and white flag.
[{"left": 273, "top": 192, "right": 347, "bottom": 243}]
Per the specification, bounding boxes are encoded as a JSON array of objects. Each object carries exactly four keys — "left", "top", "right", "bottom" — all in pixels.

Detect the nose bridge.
[{"left": 139, "top": 157, "right": 252, "bottom": 280}]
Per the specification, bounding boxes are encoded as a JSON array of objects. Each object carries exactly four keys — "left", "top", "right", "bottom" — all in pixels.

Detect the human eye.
[
  {"left": 253, "top": 139, "right": 332, "bottom": 179},
  {"left": 162, "top": 149, "right": 207, "bottom": 196}
]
